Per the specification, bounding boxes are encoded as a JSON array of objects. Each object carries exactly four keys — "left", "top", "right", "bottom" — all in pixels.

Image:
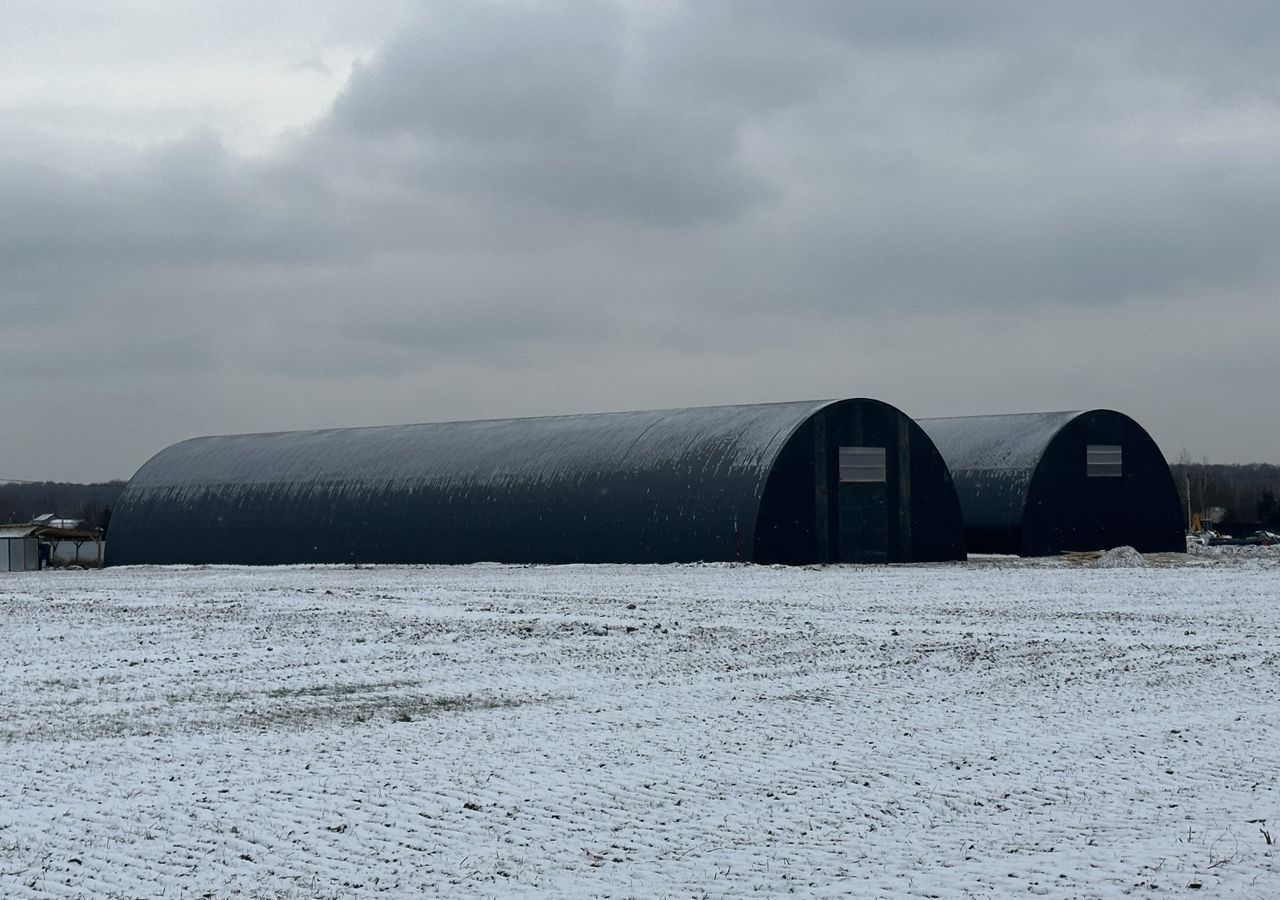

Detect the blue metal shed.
[{"left": 0, "top": 525, "right": 40, "bottom": 572}]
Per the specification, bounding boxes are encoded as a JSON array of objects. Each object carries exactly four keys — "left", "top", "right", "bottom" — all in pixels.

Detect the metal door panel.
[{"left": 838, "top": 483, "right": 889, "bottom": 562}]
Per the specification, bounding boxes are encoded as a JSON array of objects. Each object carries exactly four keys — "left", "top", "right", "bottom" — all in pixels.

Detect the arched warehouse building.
[
  {"left": 107, "top": 399, "right": 967, "bottom": 566},
  {"left": 919, "top": 410, "right": 1184, "bottom": 556}
]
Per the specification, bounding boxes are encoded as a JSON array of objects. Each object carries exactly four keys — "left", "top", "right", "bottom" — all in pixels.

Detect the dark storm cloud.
[
  {"left": 324, "top": 1, "right": 773, "bottom": 226},
  {"left": 307, "top": 0, "right": 1280, "bottom": 310},
  {"left": 668, "top": 2, "right": 1280, "bottom": 311},
  {"left": 3, "top": 0, "right": 1280, "bottom": 479}
]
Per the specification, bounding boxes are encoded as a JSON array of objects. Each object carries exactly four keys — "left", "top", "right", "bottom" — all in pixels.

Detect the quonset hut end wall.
[
  {"left": 108, "top": 399, "right": 967, "bottom": 566},
  {"left": 920, "top": 410, "right": 1184, "bottom": 556}
]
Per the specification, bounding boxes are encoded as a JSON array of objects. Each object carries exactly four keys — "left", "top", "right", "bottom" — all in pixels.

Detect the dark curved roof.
[
  {"left": 920, "top": 411, "right": 1081, "bottom": 475},
  {"left": 126, "top": 400, "right": 825, "bottom": 496},
  {"left": 108, "top": 400, "right": 835, "bottom": 565}
]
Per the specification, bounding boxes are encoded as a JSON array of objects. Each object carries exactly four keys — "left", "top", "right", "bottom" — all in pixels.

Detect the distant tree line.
[
  {"left": 1167, "top": 458, "right": 1280, "bottom": 531},
  {"left": 0, "top": 481, "right": 126, "bottom": 532}
]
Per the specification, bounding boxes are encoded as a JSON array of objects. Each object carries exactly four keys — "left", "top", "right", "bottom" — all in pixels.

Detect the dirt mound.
[{"left": 1095, "top": 545, "right": 1149, "bottom": 568}]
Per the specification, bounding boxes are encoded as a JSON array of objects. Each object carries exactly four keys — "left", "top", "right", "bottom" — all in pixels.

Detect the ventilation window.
[
  {"left": 839, "top": 446, "right": 887, "bottom": 483},
  {"left": 1087, "top": 444, "right": 1122, "bottom": 477}
]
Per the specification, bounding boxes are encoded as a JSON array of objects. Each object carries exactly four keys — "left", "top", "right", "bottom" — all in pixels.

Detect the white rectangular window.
[
  {"left": 1087, "top": 444, "right": 1122, "bottom": 477},
  {"left": 839, "top": 446, "right": 887, "bottom": 483}
]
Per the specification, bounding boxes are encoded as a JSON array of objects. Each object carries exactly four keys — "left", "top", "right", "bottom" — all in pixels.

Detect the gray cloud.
[
  {"left": 2, "top": 0, "right": 1279, "bottom": 480},
  {"left": 324, "top": 2, "right": 773, "bottom": 226}
]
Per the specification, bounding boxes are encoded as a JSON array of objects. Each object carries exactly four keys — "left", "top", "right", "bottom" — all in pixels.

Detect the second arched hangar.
[{"left": 920, "top": 410, "right": 1184, "bottom": 556}]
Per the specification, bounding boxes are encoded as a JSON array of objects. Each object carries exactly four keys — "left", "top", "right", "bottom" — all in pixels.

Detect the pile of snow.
[
  {"left": 1095, "top": 545, "right": 1148, "bottom": 567},
  {"left": 1186, "top": 538, "right": 1279, "bottom": 558}
]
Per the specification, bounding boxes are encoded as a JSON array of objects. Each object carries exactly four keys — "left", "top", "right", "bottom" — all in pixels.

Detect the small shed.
[
  {"left": 0, "top": 525, "right": 40, "bottom": 572},
  {"left": 919, "top": 410, "right": 1184, "bottom": 556}
]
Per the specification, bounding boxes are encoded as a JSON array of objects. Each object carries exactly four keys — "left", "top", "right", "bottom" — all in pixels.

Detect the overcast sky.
[{"left": 3, "top": 1, "right": 1278, "bottom": 481}]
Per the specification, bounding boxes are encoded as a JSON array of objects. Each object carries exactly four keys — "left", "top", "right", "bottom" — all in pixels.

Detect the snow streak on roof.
[
  {"left": 920, "top": 411, "right": 1082, "bottom": 473},
  {"left": 124, "top": 400, "right": 833, "bottom": 498}
]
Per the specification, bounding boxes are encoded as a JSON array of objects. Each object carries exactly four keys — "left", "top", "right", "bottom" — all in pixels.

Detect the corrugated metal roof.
[
  {"left": 123, "top": 400, "right": 830, "bottom": 497},
  {"left": 919, "top": 411, "right": 1083, "bottom": 474},
  {"left": 0, "top": 525, "right": 37, "bottom": 539}
]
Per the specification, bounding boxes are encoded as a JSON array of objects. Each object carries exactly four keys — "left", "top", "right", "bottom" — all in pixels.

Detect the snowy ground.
[{"left": 2, "top": 552, "right": 1278, "bottom": 898}]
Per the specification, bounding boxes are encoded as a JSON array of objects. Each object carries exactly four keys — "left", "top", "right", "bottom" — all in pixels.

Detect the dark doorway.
[{"left": 836, "top": 446, "right": 888, "bottom": 562}]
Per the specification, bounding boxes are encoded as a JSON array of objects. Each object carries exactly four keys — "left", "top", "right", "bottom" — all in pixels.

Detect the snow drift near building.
[{"left": 107, "top": 399, "right": 967, "bottom": 566}]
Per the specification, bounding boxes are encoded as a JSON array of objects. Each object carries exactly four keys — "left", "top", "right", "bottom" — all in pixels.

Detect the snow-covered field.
[{"left": 2, "top": 553, "right": 1278, "bottom": 898}]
